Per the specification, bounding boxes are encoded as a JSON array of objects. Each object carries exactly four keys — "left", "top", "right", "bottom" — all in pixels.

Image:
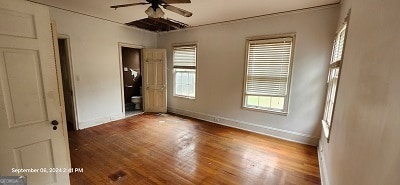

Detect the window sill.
[
  {"left": 242, "top": 106, "right": 288, "bottom": 116},
  {"left": 321, "top": 120, "right": 330, "bottom": 140},
  {"left": 173, "top": 95, "right": 196, "bottom": 100}
]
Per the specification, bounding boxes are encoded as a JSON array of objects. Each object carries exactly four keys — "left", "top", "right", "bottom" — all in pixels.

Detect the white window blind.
[
  {"left": 173, "top": 45, "right": 197, "bottom": 98},
  {"left": 173, "top": 45, "right": 196, "bottom": 67},
  {"left": 331, "top": 25, "right": 347, "bottom": 63},
  {"left": 246, "top": 38, "right": 293, "bottom": 97},
  {"left": 243, "top": 36, "right": 294, "bottom": 113}
]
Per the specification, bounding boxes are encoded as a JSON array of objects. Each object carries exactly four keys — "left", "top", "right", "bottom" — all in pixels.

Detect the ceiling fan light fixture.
[
  {"left": 110, "top": 1, "right": 193, "bottom": 18},
  {"left": 145, "top": 6, "right": 164, "bottom": 18},
  {"left": 145, "top": 6, "right": 155, "bottom": 17},
  {"left": 155, "top": 7, "right": 165, "bottom": 18}
]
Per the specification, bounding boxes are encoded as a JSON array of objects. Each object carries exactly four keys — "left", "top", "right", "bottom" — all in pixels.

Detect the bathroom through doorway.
[{"left": 119, "top": 44, "right": 144, "bottom": 117}]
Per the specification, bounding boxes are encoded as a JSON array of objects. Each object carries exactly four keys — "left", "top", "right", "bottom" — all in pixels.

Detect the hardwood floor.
[{"left": 68, "top": 113, "right": 320, "bottom": 185}]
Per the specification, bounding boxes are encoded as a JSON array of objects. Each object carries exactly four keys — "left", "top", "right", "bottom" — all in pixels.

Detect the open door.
[
  {"left": 0, "top": 0, "right": 70, "bottom": 184},
  {"left": 142, "top": 49, "right": 167, "bottom": 113}
]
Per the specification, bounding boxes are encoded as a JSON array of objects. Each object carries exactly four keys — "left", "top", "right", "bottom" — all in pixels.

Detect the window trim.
[
  {"left": 322, "top": 12, "right": 351, "bottom": 142},
  {"left": 172, "top": 42, "right": 198, "bottom": 100},
  {"left": 241, "top": 33, "right": 296, "bottom": 115}
]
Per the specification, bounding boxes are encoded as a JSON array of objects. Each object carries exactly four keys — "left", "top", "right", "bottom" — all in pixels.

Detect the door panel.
[
  {"left": 1, "top": 49, "right": 47, "bottom": 127},
  {"left": 142, "top": 49, "right": 167, "bottom": 113},
  {"left": 0, "top": 0, "right": 70, "bottom": 184},
  {"left": 0, "top": 8, "right": 36, "bottom": 38},
  {"left": 14, "top": 140, "right": 56, "bottom": 184}
]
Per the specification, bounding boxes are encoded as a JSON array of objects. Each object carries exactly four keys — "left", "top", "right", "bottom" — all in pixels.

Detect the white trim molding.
[
  {"left": 79, "top": 113, "right": 125, "bottom": 129},
  {"left": 168, "top": 107, "right": 319, "bottom": 146},
  {"left": 318, "top": 139, "right": 330, "bottom": 185}
]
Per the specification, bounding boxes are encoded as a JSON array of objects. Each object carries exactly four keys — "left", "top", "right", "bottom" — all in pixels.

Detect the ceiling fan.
[{"left": 110, "top": 0, "right": 193, "bottom": 18}]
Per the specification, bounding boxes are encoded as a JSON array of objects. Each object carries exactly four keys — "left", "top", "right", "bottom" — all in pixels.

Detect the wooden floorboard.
[{"left": 68, "top": 113, "right": 320, "bottom": 185}]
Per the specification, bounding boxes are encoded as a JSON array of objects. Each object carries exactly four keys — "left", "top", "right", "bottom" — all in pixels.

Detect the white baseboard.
[
  {"left": 78, "top": 113, "right": 125, "bottom": 129},
  {"left": 168, "top": 107, "right": 319, "bottom": 146},
  {"left": 318, "top": 139, "right": 330, "bottom": 185}
]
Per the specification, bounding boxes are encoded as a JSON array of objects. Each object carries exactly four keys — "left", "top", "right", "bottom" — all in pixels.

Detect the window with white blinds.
[
  {"left": 173, "top": 44, "right": 197, "bottom": 99},
  {"left": 322, "top": 22, "right": 348, "bottom": 140},
  {"left": 331, "top": 25, "right": 347, "bottom": 63},
  {"left": 243, "top": 36, "right": 295, "bottom": 114}
]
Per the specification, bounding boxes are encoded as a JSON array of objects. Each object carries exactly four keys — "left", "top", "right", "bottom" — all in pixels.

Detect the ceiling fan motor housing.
[{"left": 146, "top": 0, "right": 162, "bottom": 10}]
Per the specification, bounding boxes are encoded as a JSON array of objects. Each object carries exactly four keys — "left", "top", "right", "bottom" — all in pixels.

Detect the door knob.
[
  {"left": 51, "top": 120, "right": 59, "bottom": 125},
  {"left": 51, "top": 120, "right": 59, "bottom": 130}
]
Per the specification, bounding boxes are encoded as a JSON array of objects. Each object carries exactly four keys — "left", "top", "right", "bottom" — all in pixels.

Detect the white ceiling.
[{"left": 29, "top": 0, "right": 340, "bottom": 27}]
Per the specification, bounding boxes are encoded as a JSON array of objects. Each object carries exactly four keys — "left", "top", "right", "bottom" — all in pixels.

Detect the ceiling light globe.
[
  {"left": 145, "top": 6, "right": 155, "bottom": 17},
  {"left": 155, "top": 7, "right": 165, "bottom": 18}
]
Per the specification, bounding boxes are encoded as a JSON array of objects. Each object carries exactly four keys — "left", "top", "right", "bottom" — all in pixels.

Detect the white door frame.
[
  {"left": 58, "top": 34, "right": 79, "bottom": 130},
  {"left": 118, "top": 42, "right": 144, "bottom": 116}
]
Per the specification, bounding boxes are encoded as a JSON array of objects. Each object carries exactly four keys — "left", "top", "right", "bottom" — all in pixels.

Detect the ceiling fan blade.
[
  {"left": 110, "top": 2, "right": 150, "bottom": 10},
  {"left": 162, "top": 5, "right": 192, "bottom": 17},
  {"left": 162, "top": 0, "right": 191, "bottom": 4}
]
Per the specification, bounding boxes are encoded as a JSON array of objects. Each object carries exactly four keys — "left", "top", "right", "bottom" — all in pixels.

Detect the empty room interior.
[{"left": 0, "top": 0, "right": 399, "bottom": 185}]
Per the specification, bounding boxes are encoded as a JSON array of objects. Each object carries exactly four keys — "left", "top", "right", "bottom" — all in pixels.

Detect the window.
[
  {"left": 243, "top": 35, "right": 295, "bottom": 114},
  {"left": 322, "top": 22, "right": 348, "bottom": 140},
  {"left": 173, "top": 44, "right": 197, "bottom": 99}
]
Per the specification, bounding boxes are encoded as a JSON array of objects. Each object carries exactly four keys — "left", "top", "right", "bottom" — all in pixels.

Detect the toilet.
[{"left": 131, "top": 96, "right": 142, "bottom": 110}]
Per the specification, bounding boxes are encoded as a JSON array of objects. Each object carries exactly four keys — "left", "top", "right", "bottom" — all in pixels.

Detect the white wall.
[
  {"left": 319, "top": 0, "right": 400, "bottom": 184},
  {"left": 49, "top": 8, "right": 157, "bottom": 128},
  {"left": 158, "top": 6, "right": 339, "bottom": 145}
]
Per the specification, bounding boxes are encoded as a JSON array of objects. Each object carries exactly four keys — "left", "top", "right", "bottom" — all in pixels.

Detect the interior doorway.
[
  {"left": 119, "top": 44, "right": 144, "bottom": 117},
  {"left": 58, "top": 36, "right": 78, "bottom": 131}
]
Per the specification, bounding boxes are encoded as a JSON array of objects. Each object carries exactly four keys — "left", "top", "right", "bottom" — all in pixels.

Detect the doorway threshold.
[{"left": 125, "top": 110, "right": 144, "bottom": 118}]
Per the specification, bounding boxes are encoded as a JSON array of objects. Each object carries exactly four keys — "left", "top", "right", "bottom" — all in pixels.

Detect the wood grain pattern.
[{"left": 69, "top": 113, "right": 320, "bottom": 185}]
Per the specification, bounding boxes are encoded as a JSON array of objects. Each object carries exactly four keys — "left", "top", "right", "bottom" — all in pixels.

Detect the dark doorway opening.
[
  {"left": 58, "top": 38, "right": 77, "bottom": 131},
  {"left": 121, "top": 47, "right": 143, "bottom": 117}
]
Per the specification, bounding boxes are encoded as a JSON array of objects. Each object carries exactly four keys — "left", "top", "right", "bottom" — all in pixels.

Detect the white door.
[
  {"left": 0, "top": 0, "right": 70, "bottom": 185},
  {"left": 142, "top": 49, "right": 167, "bottom": 112}
]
